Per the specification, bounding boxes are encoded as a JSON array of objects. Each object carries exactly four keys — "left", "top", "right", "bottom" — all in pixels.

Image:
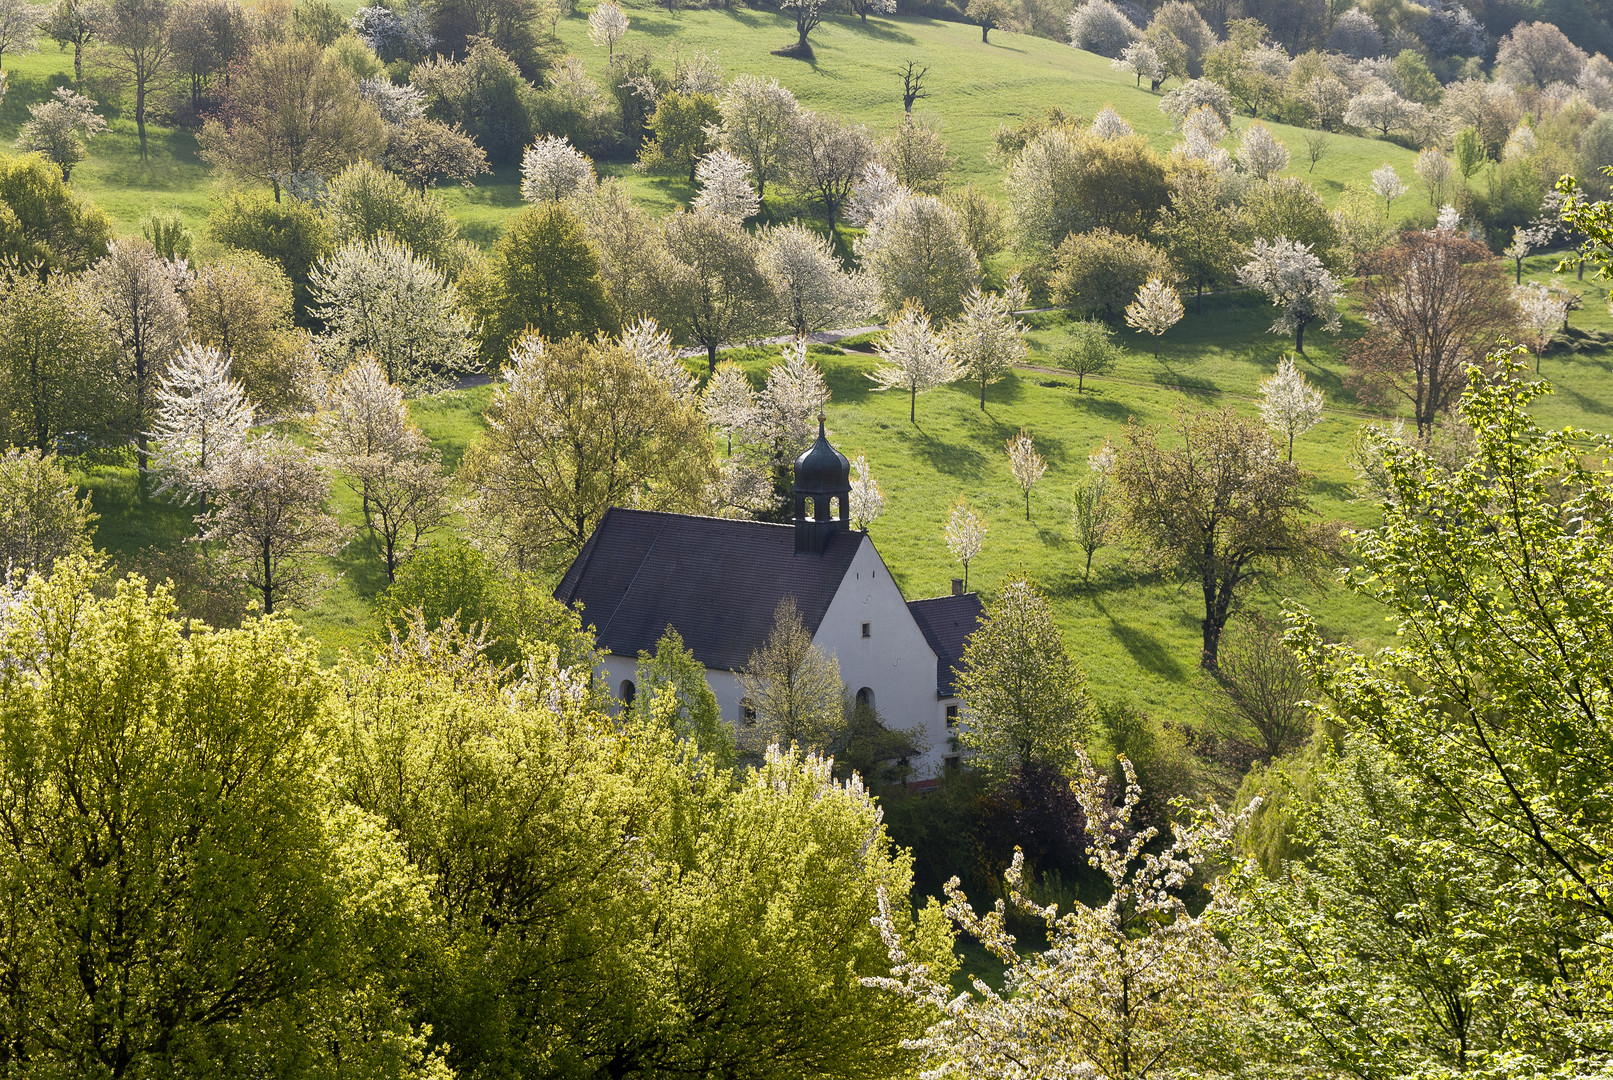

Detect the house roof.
[
  {"left": 554, "top": 507, "right": 864, "bottom": 672},
  {"left": 906, "top": 593, "right": 984, "bottom": 698}
]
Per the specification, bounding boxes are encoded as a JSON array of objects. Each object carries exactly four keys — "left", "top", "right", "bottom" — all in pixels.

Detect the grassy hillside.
[{"left": 0, "top": 4, "right": 1425, "bottom": 235}]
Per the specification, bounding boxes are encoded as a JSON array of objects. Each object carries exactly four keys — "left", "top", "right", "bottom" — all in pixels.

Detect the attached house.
[{"left": 555, "top": 418, "right": 982, "bottom": 777}]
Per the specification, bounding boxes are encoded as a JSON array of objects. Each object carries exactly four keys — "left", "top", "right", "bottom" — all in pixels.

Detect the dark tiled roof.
[
  {"left": 555, "top": 508, "right": 862, "bottom": 671},
  {"left": 906, "top": 593, "right": 984, "bottom": 698}
]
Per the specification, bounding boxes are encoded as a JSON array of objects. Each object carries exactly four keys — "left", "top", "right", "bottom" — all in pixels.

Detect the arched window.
[
  {"left": 855, "top": 687, "right": 874, "bottom": 709},
  {"left": 619, "top": 679, "right": 636, "bottom": 708}
]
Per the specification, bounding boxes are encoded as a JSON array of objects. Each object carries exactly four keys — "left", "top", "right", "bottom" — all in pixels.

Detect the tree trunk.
[
  {"left": 909, "top": 384, "right": 916, "bottom": 422},
  {"left": 1287, "top": 431, "right": 1295, "bottom": 462},
  {"left": 1083, "top": 547, "right": 1093, "bottom": 581},
  {"left": 981, "top": 24, "right": 989, "bottom": 41},
  {"left": 1023, "top": 491, "right": 1029, "bottom": 520},
  {"left": 979, "top": 378, "right": 986, "bottom": 409},
  {"left": 262, "top": 537, "right": 274, "bottom": 615},
  {"left": 1196, "top": 281, "right": 1203, "bottom": 315},
  {"left": 135, "top": 83, "right": 148, "bottom": 161},
  {"left": 73, "top": 44, "right": 83, "bottom": 83},
  {"left": 1294, "top": 320, "right": 1305, "bottom": 353},
  {"left": 706, "top": 341, "right": 719, "bottom": 372},
  {"left": 1515, "top": 258, "right": 1522, "bottom": 285}
]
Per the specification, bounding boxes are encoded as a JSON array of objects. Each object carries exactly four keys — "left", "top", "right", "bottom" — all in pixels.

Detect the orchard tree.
[
  {"left": 313, "top": 356, "right": 415, "bottom": 520},
  {"left": 86, "top": 237, "right": 189, "bottom": 474},
  {"left": 868, "top": 301, "right": 958, "bottom": 422},
  {"left": 1415, "top": 147, "right": 1454, "bottom": 207},
  {"left": 520, "top": 134, "right": 597, "bottom": 202},
  {"left": 1238, "top": 237, "right": 1341, "bottom": 352},
  {"left": 693, "top": 149, "right": 760, "bottom": 220},
  {"left": 95, "top": 0, "right": 171, "bottom": 159},
  {"left": 869, "top": 759, "right": 1246, "bottom": 1079},
  {"left": 658, "top": 207, "right": 775, "bottom": 370},
  {"left": 1158, "top": 165, "right": 1240, "bottom": 313},
  {"left": 0, "top": 448, "right": 94, "bottom": 575},
  {"left": 1495, "top": 20, "right": 1585, "bottom": 88},
  {"left": 790, "top": 110, "right": 874, "bottom": 232},
  {"left": 947, "top": 285, "right": 1026, "bottom": 408},
  {"left": 309, "top": 235, "right": 476, "bottom": 390},
  {"left": 944, "top": 496, "right": 986, "bottom": 590},
  {"left": 463, "top": 332, "right": 715, "bottom": 572},
  {"left": 478, "top": 202, "right": 615, "bottom": 359},
  {"left": 847, "top": 161, "right": 905, "bottom": 228},
  {"left": 0, "top": 0, "right": 47, "bottom": 68},
  {"left": 1067, "top": 0, "right": 1139, "bottom": 56},
  {"left": 1235, "top": 121, "right": 1288, "bottom": 179},
  {"left": 1071, "top": 440, "right": 1118, "bottom": 580},
  {"left": 0, "top": 266, "right": 119, "bottom": 454},
  {"left": 702, "top": 361, "right": 755, "bottom": 454},
  {"left": 880, "top": 116, "right": 950, "bottom": 194},
  {"left": 637, "top": 90, "right": 721, "bottom": 181},
  {"left": 200, "top": 434, "right": 343, "bottom": 614},
  {"left": 848, "top": 452, "right": 884, "bottom": 529},
  {"left": 967, "top": 0, "right": 1011, "bottom": 39},
  {"left": 45, "top": 0, "right": 99, "bottom": 82},
  {"left": 148, "top": 342, "right": 254, "bottom": 505},
  {"left": 717, "top": 74, "right": 799, "bottom": 197},
  {"left": 187, "top": 253, "right": 308, "bottom": 411},
  {"left": 1052, "top": 226, "right": 1173, "bottom": 316},
  {"left": 386, "top": 115, "right": 490, "bottom": 192},
  {"left": 855, "top": 193, "right": 980, "bottom": 319},
  {"left": 953, "top": 575, "right": 1088, "bottom": 777},
  {"left": 1124, "top": 277, "right": 1183, "bottom": 358},
  {"left": 197, "top": 39, "right": 385, "bottom": 199},
  {"left": 1058, "top": 319, "right": 1121, "bottom": 392},
  {"left": 1370, "top": 162, "right": 1408, "bottom": 217},
  {"left": 848, "top": 0, "right": 893, "bottom": 20},
  {"left": 1005, "top": 428, "right": 1047, "bottom": 520},
  {"left": 320, "top": 160, "right": 467, "bottom": 273},
  {"left": 586, "top": 0, "right": 627, "bottom": 60},
  {"left": 1515, "top": 281, "right": 1568, "bottom": 371},
  {"left": 736, "top": 597, "right": 846, "bottom": 755},
  {"left": 14, "top": 86, "right": 107, "bottom": 180},
  {"left": 1090, "top": 104, "right": 1133, "bottom": 138},
  {"left": 1345, "top": 230, "right": 1515, "bottom": 435},
  {"left": 1258, "top": 355, "right": 1324, "bottom": 461},
  {"left": 1115, "top": 405, "right": 1334, "bottom": 669},
  {"left": 760, "top": 223, "right": 870, "bottom": 338}
]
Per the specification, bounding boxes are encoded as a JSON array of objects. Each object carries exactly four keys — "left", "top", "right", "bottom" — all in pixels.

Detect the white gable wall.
[
  {"left": 811, "top": 535, "right": 948, "bottom": 777},
  {"left": 594, "top": 534, "right": 950, "bottom": 777}
]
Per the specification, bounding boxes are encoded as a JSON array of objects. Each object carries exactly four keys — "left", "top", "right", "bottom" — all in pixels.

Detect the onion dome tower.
[{"left": 793, "top": 412, "right": 851, "bottom": 554}]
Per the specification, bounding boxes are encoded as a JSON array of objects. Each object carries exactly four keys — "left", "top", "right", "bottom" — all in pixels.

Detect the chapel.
[{"left": 555, "top": 417, "right": 981, "bottom": 776}]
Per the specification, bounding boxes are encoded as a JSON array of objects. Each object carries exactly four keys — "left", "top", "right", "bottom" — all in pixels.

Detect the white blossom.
[
  {"left": 760, "top": 223, "right": 871, "bottom": 337},
  {"left": 1067, "top": 0, "right": 1139, "bottom": 57},
  {"left": 848, "top": 453, "right": 884, "bottom": 529},
  {"left": 1238, "top": 236, "right": 1342, "bottom": 350},
  {"left": 1110, "top": 40, "right": 1161, "bottom": 86},
  {"left": 1436, "top": 204, "right": 1462, "bottom": 231},
  {"left": 867, "top": 302, "right": 959, "bottom": 421},
  {"left": 148, "top": 343, "right": 255, "bottom": 503},
  {"left": 947, "top": 285, "right": 1027, "bottom": 408},
  {"left": 519, "top": 134, "right": 597, "bottom": 203},
  {"left": 1515, "top": 281, "right": 1569, "bottom": 362},
  {"left": 1344, "top": 87, "right": 1413, "bottom": 136},
  {"left": 1259, "top": 354, "right": 1325, "bottom": 461},
  {"left": 1089, "top": 104, "right": 1133, "bottom": 139},
  {"left": 693, "top": 148, "right": 760, "bottom": 220},
  {"left": 1417, "top": 148, "right": 1455, "bottom": 206},
  {"left": 1159, "top": 78, "right": 1233, "bottom": 128},
  {"left": 1005, "top": 428, "right": 1047, "bottom": 519},
  {"left": 1236, "top": 121, "right": 1289, "bottom": 180},
  {"left": 846, "top": 161, "right": 907, "bottom": 229},
  {"left": 943, "top": 496, "right": 986, "bottom": 587},
  {"left": 750, "top": 340, "right": 831, "bottom": 455},
  {"left": 586, "top": 0, "right": 628, "bottom": 59},
  {"left": 621, "top": 317, "right": 697, "bottom": 401},
  {"left": 701, "top": 361, "right": 756, "bottom": 454},
  {"left": 1370, "top": 162, "right": 1408, "bottom": 213},
  {"left": 1502, "top": 121, "right": 1537, "bottom": 160},
  {"left": 1124, "top": 277, "right": 1183, "bottom": 356}
]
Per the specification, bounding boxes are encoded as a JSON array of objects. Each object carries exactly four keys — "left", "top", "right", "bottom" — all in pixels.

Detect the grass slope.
[{"left": 1, "top": 5, "right": 1424, "bottom": 235}]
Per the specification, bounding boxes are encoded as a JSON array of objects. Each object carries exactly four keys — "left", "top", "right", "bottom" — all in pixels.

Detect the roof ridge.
[{"left": 608, "top": 507, "right": 796, "bottom": 530}]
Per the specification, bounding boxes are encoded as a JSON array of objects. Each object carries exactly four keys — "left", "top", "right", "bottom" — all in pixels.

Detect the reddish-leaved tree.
[{"left": 1345, "top": 231, "right": 1517, "bottom": 436}]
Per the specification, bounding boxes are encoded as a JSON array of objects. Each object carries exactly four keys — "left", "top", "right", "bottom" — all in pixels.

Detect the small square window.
[
  {"left": 944, "top": 755, "right": 961, "bottom": 773},
  {"left": 945, "top": 704, "right": 958, "bottom": 728},
  {"left": 861, "top": 622, "right": 871, "bottom": 638},
  {"left": 741, "top": 699, "right": 757, "bottom": 725}
]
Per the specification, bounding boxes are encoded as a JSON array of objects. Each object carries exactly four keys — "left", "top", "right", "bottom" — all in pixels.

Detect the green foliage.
[
  {"left": 0, "top": 266, "right": 124, "bottom": 455},
  {"left": 1053, "top": 318, "right": 1122, "bottom": 390},
  {"left": 1050, "top": 226, "right": 1174, "bottom": 316},
  {"left": 333, "top": 622, "right": 938, "bottom": 1080},
  {"left": 1094, "top": 696, "right": 1193, "bottom": 828},
  {"left": 409, "top": 37, "right": 539, "bottom": 166},
  {"left": 955, "top": 575, "right": 1090, "bottom": 780},
  {"left": 636, "top": 626, "right": 735, "bottom": 769},
  {"left": 472, "top": 202, "right": 616, "bottom": 359},
  {"left": 0, "top": 154, "right": 112, "bottom": 273},
  {"left": 0, "top": 448, "right": 96, "bottom": 577},
  {"left": 321, "top": 160, "right": 470, "bottom": 275},
  {"left": 638, "top": 90, "right": 721, "bottom": 181},
  {"left": 1464, "top": 158, "right": 1547, "bottom": 242},
  {"left": 207, "top": 188, "right": 332, "bottom": 305},
  {"left": 1453, "top": 125, "right": 1485, "bottom": 180},
  {"left": 0, "top": 559, "right": 443, "bottom": 1078},
  {"left": 377, "top": 537, "right": 591, "bottom": 669},
  {"left": 138, "top": 206, "right": 193, "bottom": 261},
  {"left": 1240, "top": 176, "right": 1341, "bottom": 268}
]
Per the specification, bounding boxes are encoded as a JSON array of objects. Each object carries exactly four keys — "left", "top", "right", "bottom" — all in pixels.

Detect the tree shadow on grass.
[
  {"left": 895, "top": 425, "right": 986, "bottom": 477},
  {"left": 1067, "top": 393, "right": 1132, "bottom": 422},
  {"left": 332, "top": 528, "right": 392, "bottom": 603},
  {"left": 832, "top": 15, "right": 917, "bottom": 43},
  {"left": 1090, "top": 595, "right": 1189, "bottom": 682},
  {"left": 1308, "top": 476, "right": 1355, "bottom": 501},
  {"left": 1554, "top": 381, "right": 1613, "bottom": 418}
]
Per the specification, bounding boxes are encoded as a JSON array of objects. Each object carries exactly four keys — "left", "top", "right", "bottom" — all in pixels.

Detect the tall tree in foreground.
[
  {"left": 953, "top": 575, "right": 1088, "bottom": 779},
  {"left": 1345, "top": 229, "right": 1515, "bottom": 435},
  {"left": 868, "top": 301, "right": 958, "bottom": 422},
  {"left": 1115, "top": 406, "right": 1334, "bottom": 669},
  {"left": 869, "top": 754, "right": 1247, "bottom": 1079},
  {"left": 1258, "top": 355, "right": 1324, "bottom": 462},
  {"left": 1237, "top": 356, "right": 1613, "bottom": 1076}
]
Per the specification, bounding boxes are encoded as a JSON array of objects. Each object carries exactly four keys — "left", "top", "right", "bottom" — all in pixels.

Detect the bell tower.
[{"left": 792, "top": 413, "right": 851, "bottom": 554}]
